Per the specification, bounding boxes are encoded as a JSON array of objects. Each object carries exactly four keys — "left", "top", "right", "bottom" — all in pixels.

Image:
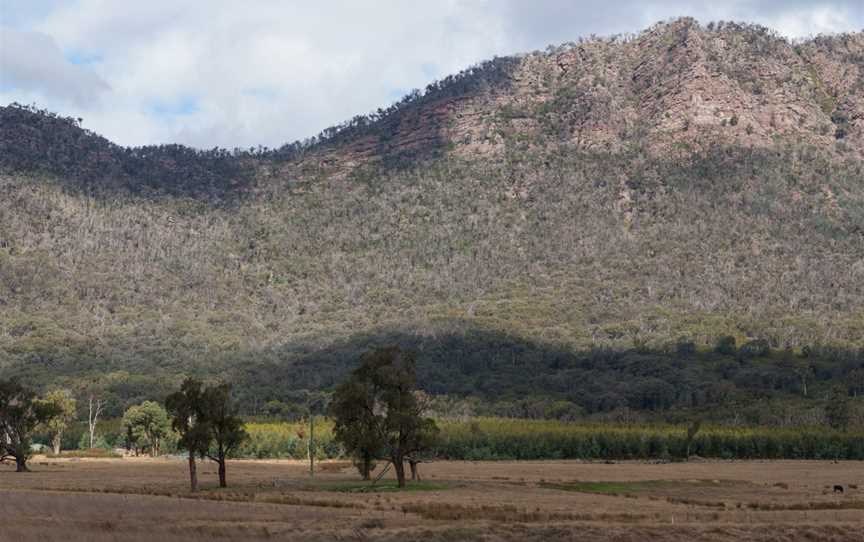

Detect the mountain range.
[{"left": 1, "top": 18, "right": 863, "bottom": 422}]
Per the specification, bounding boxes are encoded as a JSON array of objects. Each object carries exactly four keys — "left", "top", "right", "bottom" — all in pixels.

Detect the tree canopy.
[
  {"left": 36, "top": 389, "right": 77, "bottom": 455},
  {"left": 0, "top": 380, "right": 59, "bottom": 471},
  {"left": 331, "top": 346, "right": 438, "bottom": 487},
  {"left": 199, "top": 383, "right": 247, "bottom": 487},
  {"left": 164, "top": 378, "right": 247, "bottom": 489},
  {"left": 122, "top": 401, "right": 172, "bottom": 457}
]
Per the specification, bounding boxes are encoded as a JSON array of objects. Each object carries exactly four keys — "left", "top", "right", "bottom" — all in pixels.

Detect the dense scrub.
[
  {"left": 239, "top": 419, "right": 864, "bottom": 461},
  {"left": 433, "top": 418, "right": 864, "bottom": 461},
  {"left": 3, "top": 142, "right": 864, "bottom": 423},
  {"left": 62, "top": 419, "right": 862, "bottom": 461}
]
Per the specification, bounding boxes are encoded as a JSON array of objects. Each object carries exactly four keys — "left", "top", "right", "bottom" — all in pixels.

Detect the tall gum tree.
[
  {"left": 200, "top": 383, "right": 247, "bottom": 488},
  {"left": 166, "top": 378, "right": 210, "bottom": 492},
  {"left": 331, "top": 346, "right": 439, "bottom": 488}
]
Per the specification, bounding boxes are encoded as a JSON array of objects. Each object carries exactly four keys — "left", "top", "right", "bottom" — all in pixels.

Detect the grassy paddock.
[
  {"left": 47, "top": 448, "right": 123, "bottom": 459},
  {"left": 235, "top": 418, "right": 864, "bottom": 461}
]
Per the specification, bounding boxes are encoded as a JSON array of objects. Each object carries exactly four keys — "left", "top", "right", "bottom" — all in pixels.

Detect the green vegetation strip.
[
  {"left": 539, "top": 479, "right": 739, "bottom": 495},
  {"left": 236, "top": 419, "right": 864, "bottom": 461},
  {"left": 540, "top": 480, "right": 672, "bottom": 495}
]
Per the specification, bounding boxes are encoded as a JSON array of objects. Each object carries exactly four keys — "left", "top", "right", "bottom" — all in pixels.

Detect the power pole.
[
  {"left": 308, "top": 409, "right": 315, "bottom": 477},
  {"left": 307, "top": 396, "right": 326, "bottom": 478}
]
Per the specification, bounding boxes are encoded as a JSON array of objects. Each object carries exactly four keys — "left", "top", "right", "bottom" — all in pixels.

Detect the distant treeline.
[
  {"left": 432, "top": 418, "right": 864, "bottom": 461},
  {"left": 43, "top": 418, "right": 864, "bottom": 461}
]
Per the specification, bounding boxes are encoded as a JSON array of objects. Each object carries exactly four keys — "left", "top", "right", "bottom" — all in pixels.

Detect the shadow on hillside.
[
  {"left": 229, "top": 321, "right": 863, "bottom": 418},
  {"left": 2, "top": 319, "right": 861, "bottom": 420}
]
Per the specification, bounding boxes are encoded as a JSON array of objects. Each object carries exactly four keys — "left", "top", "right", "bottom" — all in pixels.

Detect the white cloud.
[
  {"left": 0, "top": 26, "right": 109, "bottom": 106},
  {"left": 1, "top": 1, "right": 862, "bottom": 148},
  {"left": 769, "top": 5, "right": 859, "bottom": 39}
]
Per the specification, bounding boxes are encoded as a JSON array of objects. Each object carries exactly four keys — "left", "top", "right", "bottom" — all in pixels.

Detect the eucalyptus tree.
[
  {"left": 166, "top": 378, "right": 210, "bottom": 492},
  {"left": 37, "top": 389, "right": 77, "bottom": 455},
  {"left": 122, "top": 401, "right": 171, "bottom": 456},
  {"left": 0, "top": 380, "right": 59, "bottom": 472},
  {"left": 166, "top": 378, "right": 247, "bottom": 490},
  {"left": 331, "top": 346, "right": 438, "bottom": 487},
  {"left": 199, "top": 383, "right": 247, "bottom": 488}
]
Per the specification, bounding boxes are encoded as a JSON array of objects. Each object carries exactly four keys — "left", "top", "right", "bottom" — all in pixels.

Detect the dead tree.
[{"left": 87, "top": 394, "right": 105, "bottom": 449}]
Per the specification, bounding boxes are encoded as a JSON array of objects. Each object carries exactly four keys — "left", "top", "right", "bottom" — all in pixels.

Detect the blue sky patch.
[
  {"left": 0, "top": 0, "right": 60, "bottom": 27},
  {"left": 65, "top": 49, "right": 103, "bottom": 66},
  {"left": 148, "top": 95, "right": 199, "bottom": 117},
  {"left": 388, "top": 88, "right": 408, "bottom": 101}
]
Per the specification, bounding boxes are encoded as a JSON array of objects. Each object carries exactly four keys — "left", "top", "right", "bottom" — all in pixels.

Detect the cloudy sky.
[{"left": 1, "top": 1, "right": 862, "bottom": 149}]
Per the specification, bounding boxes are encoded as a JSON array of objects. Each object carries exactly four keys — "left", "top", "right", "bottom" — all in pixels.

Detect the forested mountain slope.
[{"left": 1, "top": 19, "right": 863, "bottom": 422}]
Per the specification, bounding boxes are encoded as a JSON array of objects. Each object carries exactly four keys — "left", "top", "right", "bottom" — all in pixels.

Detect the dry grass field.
[{"left": 1, "top": 457, "right": 863, "bottom": 541}]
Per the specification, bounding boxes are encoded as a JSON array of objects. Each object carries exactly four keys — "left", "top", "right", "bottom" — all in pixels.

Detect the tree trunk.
[
  {"left": 393, "top": 457, "right": 406, "bottom": 488},
  {"left": 15, "top": 455, "right": 29, "bottom": 472},
  {"left": 188, "top": 452, "right": 198, "bottom": 492},
  {"left": 52, "top": 434, "right": 62, "bottom": 456},
  {"left": 361, "top": 452, "right": 372, "bottom": 481},
  {"left": 88, "top": 395, "right": 103, "bottom": 449},
  {"left": 409, "top": 459, "right": 419, "bottom": 481},
  {"left": 218, "top": 459, "right": 227, "bottom": 488}
]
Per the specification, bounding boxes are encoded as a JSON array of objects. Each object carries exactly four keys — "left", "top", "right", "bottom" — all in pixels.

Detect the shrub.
[{"left": 715, "top": 336, "right": 737, "bottom": 356}]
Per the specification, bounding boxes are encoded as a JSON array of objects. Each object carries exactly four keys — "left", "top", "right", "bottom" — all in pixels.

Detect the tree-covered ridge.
[
  {"left": 2, "top": 142, "right": 863, "bottom": 424},
  {"left": 0, "top": 56, "right": 521, "bottom": 196},
  {"left": 0, "top": 104, "right": 253, "bottom": 200},
  {"left": 6, "top": 20, "right": 864, "bottom": 194},
  {"left": 273, "top": 55, "right": 520, "bottom": 163}
]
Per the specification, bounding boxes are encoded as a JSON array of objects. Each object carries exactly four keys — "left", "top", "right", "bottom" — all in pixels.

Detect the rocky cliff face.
[
  {"left": 289, "top": 18, "right": 864, "bottom": 177},
  {"left": 5, "top": 19, "right": 862, "bottom": 187}
]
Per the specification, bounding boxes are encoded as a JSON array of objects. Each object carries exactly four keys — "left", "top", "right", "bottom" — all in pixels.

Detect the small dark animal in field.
[{"left": 833, "top": 485, "right": 844, "bottom": 493}]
